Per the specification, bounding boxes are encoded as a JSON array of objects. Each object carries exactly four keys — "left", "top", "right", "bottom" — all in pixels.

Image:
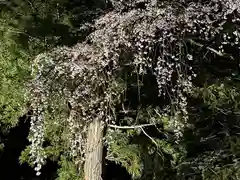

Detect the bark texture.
[{"left": 84, "top": 119, "right": 103, "bottom": 180}]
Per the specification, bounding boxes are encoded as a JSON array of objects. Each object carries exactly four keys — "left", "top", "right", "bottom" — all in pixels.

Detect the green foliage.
[
  {"left": 0, "top": 28, "right": 30, "bottom": 132},
  {"left": 191, "top": 83, "right": 240, "bottom": 113},
  {"left": 177, "top": 81, "right": 240, "bottom": 180},
  {"left": 203, "top": 164, "right": 240, "bottom": 180},
  {"left": 105, "top": 109, "right": 187, "bottom": 180},
  {"left": 19, "top": 146, "right": 33, "bottom": 167},
  {"left": 0, "top": 0, "right": 107, "bottom": 178},
  {"left": 57, "top": 156, "right": 82, "bottom": 180},
  {"left": 106, "top": 129, "right": 142, "bottom": 179}
]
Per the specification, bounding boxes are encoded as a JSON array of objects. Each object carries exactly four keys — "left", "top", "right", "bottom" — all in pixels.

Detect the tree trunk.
[{"left": 84, "top": 119, "right": 103, "bottom": 180}]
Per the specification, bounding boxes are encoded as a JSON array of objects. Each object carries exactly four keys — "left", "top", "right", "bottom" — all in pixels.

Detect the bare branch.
[
  {"left": 108, "top": 123, "right": 156, "bottom": 129},
  {"left": 140, "top": 127, "right": 158, "bottom": 147},
  {"left": 108, "top": 123, "right": 159, "bottom": 147},
  {"left": 188, "top": 39, "right": 224, "bottom": 57}
]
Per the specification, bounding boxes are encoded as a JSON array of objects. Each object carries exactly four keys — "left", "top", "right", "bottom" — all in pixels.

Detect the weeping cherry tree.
[{"left": 26, "top": 0, "right": 240, "bottom": 179}]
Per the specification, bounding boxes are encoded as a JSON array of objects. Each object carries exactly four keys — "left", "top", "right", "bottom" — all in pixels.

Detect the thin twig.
[
  {"left": 188, "top": 39, "right": 225, "bottom": 57},
  {"left": 140, "top": 127, "right": 158, "bottom": 147},
  {"left": 108, "top": 123, "right": 156, "bottom": 129},
  {"left": 109, "top": 123, "right": 159, "bottom": 147}
]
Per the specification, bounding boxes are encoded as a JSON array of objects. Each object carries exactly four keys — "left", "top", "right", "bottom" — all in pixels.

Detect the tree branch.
[
  {"left": 140, "top": 127, "right": 158, "bottom": 147},
  {"left": 188, "top": 39, "right": 226, "bottom": 57},
  {"left": 108, "top": 123, "right": 159, "bottom": 147},
  {"left": 108, "top": 123, "right": 156, "bottom": 129}
]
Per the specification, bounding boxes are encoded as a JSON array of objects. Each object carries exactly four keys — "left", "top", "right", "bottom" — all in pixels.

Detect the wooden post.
[{"left": 84, "top": 119, "right": 103, "bottom": 180}]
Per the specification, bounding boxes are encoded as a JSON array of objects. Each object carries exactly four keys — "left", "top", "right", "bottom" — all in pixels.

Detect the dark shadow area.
[
  {"left": 0, "top": 115, "right": 58, "bottom": 180},
  {"left": 103, "top": 160, "right": 132, "bottom": 180},
  {"left": 0, "top": 0, "right": 110, "bottom": 58},
  {"left": 0, "top": 114, "right": 134, "bottom": 180},
  {"left": 177, "top": 46, "right": 240, "bottom": 179}
]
